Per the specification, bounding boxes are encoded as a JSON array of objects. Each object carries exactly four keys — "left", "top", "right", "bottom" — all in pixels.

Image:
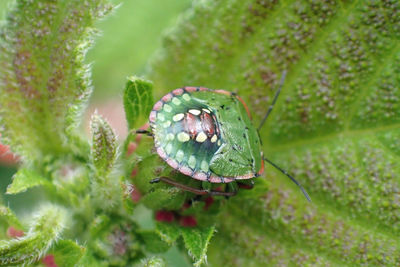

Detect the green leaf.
[
  {"left": 141, "top": 256, "right": 166, "bottom": 267},
  {"left": 137, "top": 230, "right": 169, "bottom": 253},
  {"left": 0, "top": 0, "right": 113, "bottom": 160},
  {"left": 89, "top": 113, "right": 121, "bottom": 210},
  {"left": 123, "top": 76, "right": 154, "bottom": 131},
  {"left": 155, "top": 222, "right": 181, "bottom": 245},
  {"left": 181, "top": 226, "right": 215, "bottom": 267},
  {"left": 90, "top": 113, "right": 117, "bottom": 176},
  {"left": 141, "top": 188, "right": 186, "bottom": 211},
  {"left": 150, "top": 0, "right": 400, "bottom": 265},
  {"left": 50, "top": 240, "right": 85, "bottom": 267},
  {"left": 0, "top": 206, "right": 22, "bottom": 230},
  {"left": 6, "top": 168, "right": 51, "bottom": 195},
  {"left": 0, "top": 205, "right": 66, "bottom": 266}
]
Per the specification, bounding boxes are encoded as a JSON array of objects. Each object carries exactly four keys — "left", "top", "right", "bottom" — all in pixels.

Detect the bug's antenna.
[
  {"left": 263, "top": 157, "right": 311, "bottom": 202},
  {"left": 258, "top": 70, "right": 287, "bottom": 131}
]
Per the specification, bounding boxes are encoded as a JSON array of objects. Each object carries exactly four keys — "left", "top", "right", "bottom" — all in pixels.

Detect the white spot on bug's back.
[
  {"left": 201, "top": 160, "right": 209, "bottom": 172},
  {"left": 217, "top": 140, "right": 221, "bottom": 146},
  {"left": 166, "top": 133, "right": 174, "bottom": 141},
  {"left": 163, "top": 104, "right": 172, "bottom": 112},
  {"left": 195, "top": 132, "right": 207, "bottom": 143},
  {"left": 172, "top": 97, "right": 181, "bottom": 106},
  {"left": 176, "top": 150, "right": 184, "bottom": 163},
  {"left": 202, "top": 108, "right": 211, "bottom": 114},
  {"left": 188, "top": 109, "right": 201, "bottom": 116},
  {"left": 182, "top": 94, "right": 191, "bottom": 101},
  {"left": 166, "top": 143, "right": 173, "bottom": 154},
  {"left": 211, "top": 134, "right": 217, "bottom": 143},
  {"left": 188, "top": 155, "right": 196, "bottom": 169},
  {"left": 157, "top": 113, "right": 165, "bottom": 122},
  {"left": 173, "top": 113, "right": 184, "bottom": 122},
  {"left": 177, "top": 132, "right": 190, "bottom": 142},
  {"left": 163, "top": 121, "right": 171, "bottom": 128}
]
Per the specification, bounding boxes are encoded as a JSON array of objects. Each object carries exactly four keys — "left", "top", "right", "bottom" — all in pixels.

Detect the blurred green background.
[{"left": 0, "top": 0, "right": 191, "bottom": 265}]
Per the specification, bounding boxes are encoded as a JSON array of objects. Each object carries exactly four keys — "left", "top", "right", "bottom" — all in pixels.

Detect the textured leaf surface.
[
  {"left": 0, "top": 0, "right": 112, "bottom": 160},
  {"left": 149, "top": 0, "right": 400, "bottom": 265},
  {"left": 6, "top": 168, "right": 51, "bottom": 195},
  {"left": 90, "top": 113, "right": 120, "bottom": 209},
  {"left": 124, "top": 76, "right": 154, "bottom": 130},
  {"left": 181, "top": 226, "right": 214, "bottom": 267},
  {"left": 50, "top": 240, "right": 85, "bottom": 267},
  {"left": 0, "top": 205, "right": 66, "bottom": 266}
]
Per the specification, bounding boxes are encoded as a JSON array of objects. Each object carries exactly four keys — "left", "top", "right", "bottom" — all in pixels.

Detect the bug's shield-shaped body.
[{"left": 149, "top": 87, "right": 264, "bottom": 183}]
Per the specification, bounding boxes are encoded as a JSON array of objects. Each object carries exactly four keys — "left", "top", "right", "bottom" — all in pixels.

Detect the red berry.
[
  {"left": 181, "top": 202, "right": 191, "bottom": 211},
  {"left": 204, "top": 196, "right": 214, "bottom": 210},
  {"left": 6, "top": 226, "right": 24, "bottom": 238},
  {"left": 179, "top": 216, "right": 197, "bottom": 227},
  {"left": 130, "top": 186, "right": 141, "bottom": 203},
  {"left": 155, "top": 210, "right": 175, "bottom": 223},
  {"left": 126, "top": 142, "right": 138, "bottom": 156},
  {"left": 130, "top": 167, "right": 138, "bottom": 178},
  {"left": 42, "top": 254, "right": 58, "bottom": 267}
]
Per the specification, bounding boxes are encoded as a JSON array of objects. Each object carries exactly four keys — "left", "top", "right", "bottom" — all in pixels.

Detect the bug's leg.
[
  {"left": 150, "top": 177, "right": 237, "bottom": 197},
  {"left": 237, "top": 179, "right": 254, "bottom": 190},
  {"left": 258, "top": 70, "right": 287, "bottom": 131},
  {"left": 135, "top": 129, "right": 153, "bottom": 136},
  {"left": 221, "top": 182, "right": 238, "bottom": 199},
  {"left": 263, "top": 157, "right": 311, "bottom": 202}
]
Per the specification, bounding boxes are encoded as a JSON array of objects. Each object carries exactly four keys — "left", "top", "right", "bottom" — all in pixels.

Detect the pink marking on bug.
[
  {"left": 192, "top": 172, "right": 208, "bottom": 181},
  {"left": 162, "top": 93, "right": 173, "bottom": 102},
  {"left": 232, "top": 172, "right": 255, "bottom": 180},
  {"left": 153, "top": 101, "right": 163, "bottom": 111},
  {"left": 199, "top": 87, "right": 208, "bottom": 91},
  {"left": 166, "top": 158, "right": 179, "bottom": 169},
  {"left": 184, "top": 86, "right": 197, "bottom": 92},
  {"left": 236, "top": 95, "right": 252, "bottom": 120},
  {"left": 184, "top": 113, "right": 198, "bottom": 138},
  {"left": 179, "top": 165, "right": 193, "bottom": 176},
  {"left": 173, "top": 88, "right": 184, "bottom": 95},
  {"left": 156, "top": 147, "right": 167, "bottom": 160},
  {"left": 214, "top": 89, "right": 232, "bottom": 96},
  {"left": 149, "top": 111, "right": 157, "bottom": 123},
  {"left": 201, "top": 112, "right": 216, "bottom": 137},
  {"left": 257, "top": 157, "right": 265, "bottom": 176}
]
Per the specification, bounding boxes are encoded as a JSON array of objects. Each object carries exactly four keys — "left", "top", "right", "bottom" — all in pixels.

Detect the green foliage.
[
  {"left": 0, "top": 0, "right": 112, "bottom": 161},
  {"left": 90, "top": 112, "right": 121, "bottom": 210},
  {"left": 156, "top": 222, "right": 215, "bottom": 266},
  {"left": 141, "top": 256, "right": 166, "bottom": 267},
  {"left": 149, "top": 0, "right": 400, "bottom": 265},
  {"left": 0, "top": 205, "right": 66, "bottom": 265},
  {"left": 2, "top": 0, "right": 399, "bottom": 266},
  {"left": 6, "top": 168, "right": 51, "bottom": 195},
  {"left": 124, "top": 76, "right": 154, "bottom": 131},
  {"left": 49, "top": 240, "right": 85, "bottom": 267},
  {"left": 181, "top": 226, "right": 214, "bottom": 267}
]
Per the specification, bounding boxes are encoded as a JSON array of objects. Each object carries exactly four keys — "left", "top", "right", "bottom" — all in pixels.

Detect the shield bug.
[{"left": 137, "top": 71, "right": 310, "bottom": 201}]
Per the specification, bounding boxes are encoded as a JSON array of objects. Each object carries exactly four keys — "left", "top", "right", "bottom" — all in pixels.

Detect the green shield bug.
[{"left": 137, "top": 71, "right": 310, "bottom": 201}]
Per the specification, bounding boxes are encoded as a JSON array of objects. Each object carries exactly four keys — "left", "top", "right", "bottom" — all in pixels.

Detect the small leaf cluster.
[{"left": 0, "top": 0, "right": 218, "bottom": 266}]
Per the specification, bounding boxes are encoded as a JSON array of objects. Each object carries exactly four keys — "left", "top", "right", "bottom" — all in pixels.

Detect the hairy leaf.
[
  {"left": 49, "top": 240, "right": 85, "bottom": 267},
  {"left": 6, "top": 168, "right": 51, "bottom": 195},
  {"left": 150, "top": 0, "right": 400, "bottom": 265},
  {"left": 181, "top": 226, "right": 215, "bottom": 267},
  {"left": 124, "top": 76, "right": 154, "bottom": 131},
  {"left": 90, "top": 113, "right": 120, "bottom": 210},
  {"left": 141, "top": 256, "right": 166, "bottom": 267},
  {"left": 137, "top": 230, "right": 169, "bottom": 253},
  {"left": 0, "top": 205, "right": 66, "bottom": 266},
  {"left": 0, "top": 0, "right": 113, "bottom": 160}
]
